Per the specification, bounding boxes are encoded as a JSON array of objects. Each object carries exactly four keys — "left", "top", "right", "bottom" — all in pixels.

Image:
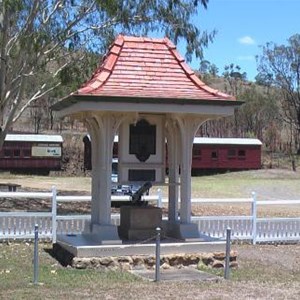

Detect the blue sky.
[{"left": 188, "top": 0, "right": 300, "bottom": 81}]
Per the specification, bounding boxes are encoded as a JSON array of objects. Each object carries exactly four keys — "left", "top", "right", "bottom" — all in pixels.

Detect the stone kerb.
[{"left": 70, "top": 251, "right": 238, "bottom": 271}]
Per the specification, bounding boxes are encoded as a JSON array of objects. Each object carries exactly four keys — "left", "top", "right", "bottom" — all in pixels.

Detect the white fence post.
[
  {"left": 157, "top": 188, "right": 162, "bottom": 208},
  {"left": 1, "top": 190, "right": 300, "bottom": 243},
  {"left": 51, "top": 186, "right": 57, "bottom": 244},
  {"left": 251, "top": 191, "right": 257, "bottom": 245},
  {"left": 33, "top": 224, "right": 39, "bottom": 285}
]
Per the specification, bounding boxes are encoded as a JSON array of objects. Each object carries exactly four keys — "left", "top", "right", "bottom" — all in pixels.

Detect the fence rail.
[{"left": 0, "top": 188, "right": 299, "bottom": 244}]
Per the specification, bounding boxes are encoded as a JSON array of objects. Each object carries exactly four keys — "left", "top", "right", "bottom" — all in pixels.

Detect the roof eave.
[{"left": 52, "top": 94, "right": 243, "bottom": 112}]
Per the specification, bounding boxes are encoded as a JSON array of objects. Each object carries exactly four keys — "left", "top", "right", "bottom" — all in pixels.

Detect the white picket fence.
[{"left": 0, "top": 188, "right": 300, "bottom": 244}]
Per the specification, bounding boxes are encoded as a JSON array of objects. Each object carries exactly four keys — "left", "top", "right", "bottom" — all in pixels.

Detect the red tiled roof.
[{"left": 75, "top": 35, "right": 235, "bottom": 101}]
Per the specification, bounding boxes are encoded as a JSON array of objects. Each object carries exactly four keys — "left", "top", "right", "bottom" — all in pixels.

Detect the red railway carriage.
[
  {"left": 83, "top": 135, "right": 118, "bottom": 171},
  {"left": 0, "top": 134, "right": 63, "bottom": 174},
  {"left": 192, "top": 137, "right": 262, "bottom": 174},
  {"left": 83, "top": 135, "right": 262, "bottom": 174}
]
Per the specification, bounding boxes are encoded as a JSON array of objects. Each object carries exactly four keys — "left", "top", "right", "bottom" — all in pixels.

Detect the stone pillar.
[
  {"left": 176, "top": 116, "right": 201, "bottom": 223},
  {"left": 166, "top": 119, "right": 180, "bottom": 222},
  {"left": 85, "top": 112, "right": 125, "bottom": 243},
  {"left": 86, "top": 118, "right": 101, "bottom": 225},
  {"left": 167, "top": 115, "right": 207, "bottom": 241},
  {"left": 97, "top": 114, "right": 116, "bottom": 225}
]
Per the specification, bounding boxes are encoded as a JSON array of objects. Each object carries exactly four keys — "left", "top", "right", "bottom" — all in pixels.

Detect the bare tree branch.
[
  {"left": 13, "top": 82, "right": 61, "bottom": 123},
  {"left": 42, "top": 1, "right": 63, "bottom": 25}
]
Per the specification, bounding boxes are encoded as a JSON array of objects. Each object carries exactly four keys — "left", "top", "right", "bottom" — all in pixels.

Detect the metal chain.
[
  {"left": 162, "top": 234, "right": 185, "bottom": 243},
  {"left": 129, "top": 233, "right": 184, "bottom": 245},
  {"left": 138, "top": 235, "right": 157, "bottom": 244}
]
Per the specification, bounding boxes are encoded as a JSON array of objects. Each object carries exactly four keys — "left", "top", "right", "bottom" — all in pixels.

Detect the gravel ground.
[{"left": 237, "top": 243, "right": 300, "bottom": 272}]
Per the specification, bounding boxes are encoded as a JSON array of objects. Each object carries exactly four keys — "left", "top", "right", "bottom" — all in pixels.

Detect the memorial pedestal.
[{"left": 119, "top": 206, "right": 162, "bottom": 240}]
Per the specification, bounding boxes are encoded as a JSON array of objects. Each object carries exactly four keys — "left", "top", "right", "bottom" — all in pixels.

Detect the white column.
[
  {"left": 166, "top": 119, "right": 180, "bottom": 222},
  {"left": 176, "top": 115, "right": 207, "bottom": 224},
  {"left": 86, "top": 118, "right": 102, "bottom": 225},
  {"left": 97, "top": 115, "right": 115, "bottom": 225},
  {"left": 179, "top": 126, "right": 194, "bottom": 223},
  {"left": 86, "top": 113, "right": 124, "bottom": 226}
]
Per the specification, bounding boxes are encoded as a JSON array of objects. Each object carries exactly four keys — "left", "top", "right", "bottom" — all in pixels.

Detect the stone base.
[
  {"left": 162, "top": 221, "right": 203, "bottom": 242},
  {"left": 56, "top": 233, "right": 226, "bottom": 258},
  {"left": 53, "top": 242, "right": 237, "bottom": 271},
  {"left": 119, "top": 206, "right": 162, "bottom": 240},
  {"left": 83, "top": 222, "right": 122, "bottom": 245}
]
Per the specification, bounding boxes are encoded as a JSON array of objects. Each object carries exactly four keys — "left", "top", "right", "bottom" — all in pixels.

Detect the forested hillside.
[
  {"left": 196, "top": 35, "right": 300, "bottom": 172},
  {"left": 1, "top": 2, "right": 299, "bottom": 173},
  {"left": 12, "top": 40, "right": 300, "bottom": 173},
  {"left": 11, "top": 68, "right": 299, "bottom": 174}
]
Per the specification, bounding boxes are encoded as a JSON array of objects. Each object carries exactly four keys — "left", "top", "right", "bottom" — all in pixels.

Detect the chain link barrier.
[{"left": 121, "top": 233, "right": 185, "bottom": 246}]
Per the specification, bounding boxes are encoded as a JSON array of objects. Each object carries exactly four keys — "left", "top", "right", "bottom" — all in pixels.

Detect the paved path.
[{"left": 131, "top": 268, "right": 221, "bottom": 282}]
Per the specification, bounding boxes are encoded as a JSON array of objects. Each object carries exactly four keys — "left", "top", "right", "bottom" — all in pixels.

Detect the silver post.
[
  {"left": 51, "top": 186, "right": 57, "bottom": 244},
  {"left": 155, "top": 227, "right": 161, "bottom": 282},
  {"left": 251, "top": 191, "right": 257, "bottom": 245},
  {"left": 33, "top": 224, "right": 39, "bottom": 285},
  {"left": 224, "top": 227, "right": 231, "bottom": 280}
]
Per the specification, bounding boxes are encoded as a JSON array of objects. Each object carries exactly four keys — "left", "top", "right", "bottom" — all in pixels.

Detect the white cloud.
[
  {"left": 237, "top": 55, "right": 255, "bottom": 61},
  {"left": 238, "top": 36, "right": 256, "bottom": 45}
]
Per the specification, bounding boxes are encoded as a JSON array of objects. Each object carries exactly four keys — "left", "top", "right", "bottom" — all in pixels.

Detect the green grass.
[
  {"left": 0, "top": 242, "right": 139, "bottom": 299},
  {"left": 1, "top": 169, "right": 300, "bottom": 199},
  {"left": 155, "top": 170, "right": 300, "bottom": 199},
  {"left": 1, "top": 170, "right": 300, "bottom": 298},
  {"left": 1, "top": 242, "right": 300, "bottom": 299}
]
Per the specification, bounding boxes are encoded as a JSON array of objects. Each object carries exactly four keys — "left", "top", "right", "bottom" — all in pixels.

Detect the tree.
[
  {"left": 257, "top": 34, "right": 300, "bottom": 154},
  {"left": 0, "top": 0, "right": 214, "bottom": 147},
  {"left": 221, "top": 64, "right": 247, "bottom": 136},
  {"left": 223, "top": 63, "right": 247, "bottom": 96},
  {"left": 199, "top": 59, "right": 211, "bottom": 74},
  {"left": 200, "top": 60, "right": 219, "bottom": 76},
  {"left": 237, "top": 86, "right": 279, "bottom": 141},
  {"left": 209, "top": 63, "right": 219, "bottom": 77}
]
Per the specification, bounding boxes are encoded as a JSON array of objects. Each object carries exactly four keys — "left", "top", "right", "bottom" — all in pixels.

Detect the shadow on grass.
[{"left": 43, "top": 243, "right": 74, "bottom": 267}]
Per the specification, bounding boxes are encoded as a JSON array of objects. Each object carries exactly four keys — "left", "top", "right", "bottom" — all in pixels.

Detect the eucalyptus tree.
[
  {"left": 257, "top": 34, "right": 300, "bottom": 154},
  {"left": 237, "top": 86, "right": 279, "bottom": 141},
  {"left": 198, "top": 59, "right": 219, "bottom": 84},
  {"left": 0, "top": 0, "right": 214, "bottom": 147},
  {"left": 223, "top": 63, "right": 247, "bottom": 97}
]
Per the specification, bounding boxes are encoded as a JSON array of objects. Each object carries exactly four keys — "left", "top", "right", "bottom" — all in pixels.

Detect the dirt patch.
[{"left": 237, "top": 243, "right": 300, "bottom": 272}]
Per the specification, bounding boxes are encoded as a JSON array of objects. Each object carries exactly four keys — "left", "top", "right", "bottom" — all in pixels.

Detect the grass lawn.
[
  {"left": 0, "top": 169, "right": 300, "bottom": 299},
  {"left": 1, "top": 168, "right": 300, "bottom": 199},
  {"left": 0, "top": 242, "right": 299, "bottom": 299},
  {"left": 1, "top": 168, "right": 300, "bottom": 216}
]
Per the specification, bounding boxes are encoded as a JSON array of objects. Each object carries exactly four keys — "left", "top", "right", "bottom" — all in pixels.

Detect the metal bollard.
[
  {"left": 224, "top": 227, "right": 231, "bottom": 280},
  {"left": 155, "top": 227, "right": 161, "bottom": 282},
  {"left": 33, "top": 224, "right": 39, "bottom": 285}
]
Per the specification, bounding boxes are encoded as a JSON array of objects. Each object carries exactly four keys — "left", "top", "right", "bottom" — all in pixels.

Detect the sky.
[{"left": 188, "top": 0, "right": 300, "bottom": 81}]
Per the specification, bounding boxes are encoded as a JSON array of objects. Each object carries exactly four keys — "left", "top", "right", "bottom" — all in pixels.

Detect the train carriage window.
[
  {"left": 193, "top": 147, "right": 202, "bottom": 159},
  {"left": 238, "top": 149, "right": 246, "bottom": 159},
  {"left": 4, "top": 149, "right": 11, "bottom": 158},
  {"left": 227, "top": 149, "right": 236, "bottom": 159},
  {"left": 13, "top": 149, "right": 20, "bottom": 157},
  {"left": 211, "top": 150, "right": 218, "bottom": 160},
  {"left": 23, "top": 149, "right": 31, "bottom": 158}
]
